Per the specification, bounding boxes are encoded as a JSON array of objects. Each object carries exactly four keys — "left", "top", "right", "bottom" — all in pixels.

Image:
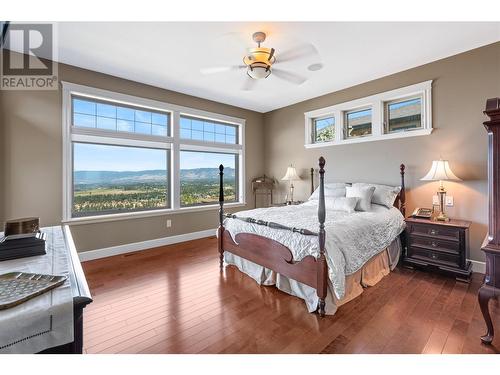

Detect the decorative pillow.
[
  {"left": 309, "top": 183, "right": 346, "bottom": 201},
  {"left": 325, "top": 197, "right": 359, "bottom": 213},
  {"left": 353, "top": 183, "right": 401, "bottom": 209},
  {"left": 345, "top": 185, "right": 376, "bottom": 212}
]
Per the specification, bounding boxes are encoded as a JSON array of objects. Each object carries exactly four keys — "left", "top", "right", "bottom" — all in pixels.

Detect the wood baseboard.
[{"left": 77, "top": 228, "right": 216, "bottom": 262}]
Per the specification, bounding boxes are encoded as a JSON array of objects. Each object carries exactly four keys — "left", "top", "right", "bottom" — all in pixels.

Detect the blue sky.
[{"left": 74, "top": 143, "right": 235, "bottom": 171}]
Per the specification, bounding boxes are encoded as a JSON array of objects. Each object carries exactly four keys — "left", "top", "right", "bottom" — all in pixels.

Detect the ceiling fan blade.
[
  {"left": 276, "top": 43, "right": 319, "bottom": 63},
  {"left": 200, "top": 65, "right": 246, "bottom": 75},
  {"left": 242, "top": 76, "right": 257, "bottom": 91},
  {"left": 272, "top": 68, "right": 307, "bottom": 85},
  {"left": 268, "top": 48, "right": 275, "bottom": 62}
]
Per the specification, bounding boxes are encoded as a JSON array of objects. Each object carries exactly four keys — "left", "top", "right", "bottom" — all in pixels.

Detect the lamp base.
[{"left": 434, "top": 212, "right": 450, "bottom": 222}]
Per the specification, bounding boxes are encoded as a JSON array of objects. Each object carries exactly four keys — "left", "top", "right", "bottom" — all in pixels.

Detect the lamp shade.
[
  {"left": 421, "top": 160, "right": 461, "bottom": 181},
  {"left": 281, "top": 166, "right": 301, "bottom": 181}
]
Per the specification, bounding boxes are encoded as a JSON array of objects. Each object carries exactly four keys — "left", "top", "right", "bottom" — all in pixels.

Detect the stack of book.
[{"left": 0, "top": 232, "right": 47, "bottom": 261}]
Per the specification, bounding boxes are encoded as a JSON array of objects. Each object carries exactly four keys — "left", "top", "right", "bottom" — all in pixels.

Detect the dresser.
[
  {"left": 0, "top": 226, "right": 92, "bottom": 353},
  {"left": 403, "top": 217, "right": 472, "bottom": 282}
]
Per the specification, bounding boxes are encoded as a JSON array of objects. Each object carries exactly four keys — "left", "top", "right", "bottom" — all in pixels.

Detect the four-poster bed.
[{"left": 217, "top": 157, "right": 406, "bottom": 316}]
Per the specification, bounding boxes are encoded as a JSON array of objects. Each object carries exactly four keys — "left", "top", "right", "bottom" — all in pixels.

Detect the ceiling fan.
[{"left": 200, "top": 31, "right": 320, "bottom": 91}]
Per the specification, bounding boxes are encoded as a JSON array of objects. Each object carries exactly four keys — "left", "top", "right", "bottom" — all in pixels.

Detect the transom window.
[
  {"left": 62, "top": 82, "right": 245, "bottom": 222},
  {"left": 384, "top": 97, "right": 422, "bottom": 133},
  {"left": 180, "top": 115, "right": 237, "bottom": 144},
  {"left": 72, "top": 96, "right": 170, "bottom": 137},
  {"left": 344, "top": 108, "right": 372, "bottom": 139},
  {"left": 313, "top": 116, "right": 335, "bottom": 143},
  {"left": 304, "top": 80, "right": 432, "bottom": 148}
]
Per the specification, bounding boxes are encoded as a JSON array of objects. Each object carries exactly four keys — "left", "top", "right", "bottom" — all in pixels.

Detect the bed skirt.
[{"left": 224, "top": 238, "right": 402, "bottom": 315}]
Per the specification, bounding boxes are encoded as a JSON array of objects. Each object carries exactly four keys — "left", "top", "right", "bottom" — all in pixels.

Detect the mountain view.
[{"left": 73, "top": 168, "right": 236, "bottom": 216}]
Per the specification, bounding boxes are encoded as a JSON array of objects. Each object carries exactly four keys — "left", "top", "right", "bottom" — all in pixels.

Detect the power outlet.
[
  {"left": 432, "top": 195, "right": 439, "bottom": 206},
  {"left": 445, "top": 196, "right": 454, "bottom": 207},
  {"left": 166, "top": 219, "right": 172, "bottom": 228}
]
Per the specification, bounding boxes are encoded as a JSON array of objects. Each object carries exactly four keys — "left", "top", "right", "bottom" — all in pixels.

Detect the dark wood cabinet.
[
  {"left": 478, "top": 98, "right": 500, "bottom": 344},
  {"left": 403, "top": 217, "right": 472, "bottom": 282}
]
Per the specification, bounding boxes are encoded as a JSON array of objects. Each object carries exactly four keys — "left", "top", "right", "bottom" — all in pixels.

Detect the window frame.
[
  {"left": 304, "top": 80, "right": 432, "bottom": 148},
  {"left": 62, "top": 81, "right": 246, "bottom": 224}
]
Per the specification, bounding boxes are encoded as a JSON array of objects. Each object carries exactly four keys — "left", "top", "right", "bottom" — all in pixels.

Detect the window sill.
[
  {"left": 304, "top": 128, "right": 432, "bottom": 149},
  {"left": 63, "top": 202, "right": 247, "bottom": 226}
]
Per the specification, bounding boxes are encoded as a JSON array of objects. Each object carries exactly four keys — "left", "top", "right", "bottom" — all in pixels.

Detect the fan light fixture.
[{"left": 243, "top": 32, "right": 276, "bottom": 80}]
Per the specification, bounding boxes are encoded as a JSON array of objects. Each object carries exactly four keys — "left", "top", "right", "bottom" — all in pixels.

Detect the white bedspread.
[{"left": 223, "top": 201, "right": 405, "bottom": 300}]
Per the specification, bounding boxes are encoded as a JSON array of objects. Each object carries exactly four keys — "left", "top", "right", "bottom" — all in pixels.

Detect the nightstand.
[{"left": 403, "top": 217, "right": 472, "bottom": 282}]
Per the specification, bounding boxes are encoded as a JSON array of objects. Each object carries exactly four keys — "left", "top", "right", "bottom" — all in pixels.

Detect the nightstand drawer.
[
  {"left": 407, "top": 246, "right": 461, "bottom": 267},
  {"left": 408, "top": 223, "right": 460, "bottom": 242},
  {"left": 409, "top": 236, "right": 460, "bottom": 253}
]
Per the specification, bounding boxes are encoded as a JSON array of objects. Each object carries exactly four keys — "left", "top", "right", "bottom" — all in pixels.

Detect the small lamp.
[
  {"left": 421, "top": 159, "right": 461, "bottom": 222},
  {"left": 281, "top": 165, "right": 301, "bottom": 205}
]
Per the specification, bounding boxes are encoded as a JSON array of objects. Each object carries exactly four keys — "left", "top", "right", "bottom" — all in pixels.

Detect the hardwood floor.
[{"left": 82, "top": 236, "right": 500, "bottom": 354}]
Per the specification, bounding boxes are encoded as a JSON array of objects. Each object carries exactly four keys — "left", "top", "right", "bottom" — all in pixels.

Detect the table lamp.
[
  {"left": 281, "top": 165, "right": 301, "bottom": 205},
  {"left": 421, "top": 159, "right": 461, "bottom": 221}
]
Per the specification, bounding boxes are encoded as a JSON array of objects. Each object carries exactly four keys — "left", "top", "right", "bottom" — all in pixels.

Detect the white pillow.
[
  {"left": 346, "top": 185, "right": 376, "bottom": 212},
  {"left": 309, "top": 183, "right": 346, "bottom": 201},
  {"left": 325, "top": 197, "right": 359, "bottom": 213},
  {"left": 353, "top": 183, "right": 401, "bottom": 209}
]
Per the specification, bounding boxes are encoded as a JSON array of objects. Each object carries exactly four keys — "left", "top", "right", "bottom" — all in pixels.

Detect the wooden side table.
[{"left": 403, "top": 217, "right": 472, "bottom": 282}]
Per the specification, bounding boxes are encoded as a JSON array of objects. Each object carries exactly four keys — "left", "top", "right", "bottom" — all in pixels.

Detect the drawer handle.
[
  {"left": 431, "top": 241, "right": 438, "bottom": 248},
  {"left": 429, "top": 229, "right": 438, "bottom": 235},
  {"left": 430, "top": 253, "right": 438, "bottom": 260}
]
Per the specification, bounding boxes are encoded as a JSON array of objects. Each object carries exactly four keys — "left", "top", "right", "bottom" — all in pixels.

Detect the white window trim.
[
  {"left": 62, "top": 81, "right": 246, "bottom": 223},
  {"left": 304, "top": 80, "right": 433, "bottom": 148}
]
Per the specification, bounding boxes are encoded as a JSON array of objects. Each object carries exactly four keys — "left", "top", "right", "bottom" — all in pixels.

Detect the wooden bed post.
[
  {"left": 400, "top": 164, "right": 406, "bottom": 217},
  {"left": 310, "top": 168, "right": 314, "bottom": 195},
  {"left": 317, "top": 157, "right": 327, "bottom": 317},
  {"left": 218, "top": 164, "right": 225, "bottom": 268}
]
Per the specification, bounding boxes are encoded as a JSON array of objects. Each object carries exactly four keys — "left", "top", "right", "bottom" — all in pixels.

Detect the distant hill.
[{"left": 74, "top": 168, "right": 235, "bottom": 185}]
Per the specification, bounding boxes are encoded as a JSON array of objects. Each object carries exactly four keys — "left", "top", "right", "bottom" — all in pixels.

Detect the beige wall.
[
  {"left": 0, "top": 54, "right": 265, "bottom": 251},
  {"left": 263, "top": 42, "right": 500, "bottom": 262}
]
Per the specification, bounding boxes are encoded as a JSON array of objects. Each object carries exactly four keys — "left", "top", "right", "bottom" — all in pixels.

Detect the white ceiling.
[{"left": 14, "top": 22, "right": 500, "bottom": 112}]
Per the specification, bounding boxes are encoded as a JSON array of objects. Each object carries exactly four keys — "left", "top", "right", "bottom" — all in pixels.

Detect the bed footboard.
[{"left": 217, "top": 157, "right": 328, "bottom": 316}]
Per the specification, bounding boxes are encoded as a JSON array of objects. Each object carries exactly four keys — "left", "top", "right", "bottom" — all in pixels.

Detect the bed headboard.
[{"left": 310, "top": 163, "right": 406, "bottom": 217}]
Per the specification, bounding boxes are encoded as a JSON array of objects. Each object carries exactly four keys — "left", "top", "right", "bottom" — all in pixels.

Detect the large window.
[
  {"left": 304, "top": 80, "right": 432, "bottom": 148},
  {"left": 180, "top": 151, "right": 238, "bottom": 206},
  {"left": 73, "top": 143, "right": 170, "bottom": 217},
  {"left": 62, "top": 82, "right": 245, "bottom": 222}
]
